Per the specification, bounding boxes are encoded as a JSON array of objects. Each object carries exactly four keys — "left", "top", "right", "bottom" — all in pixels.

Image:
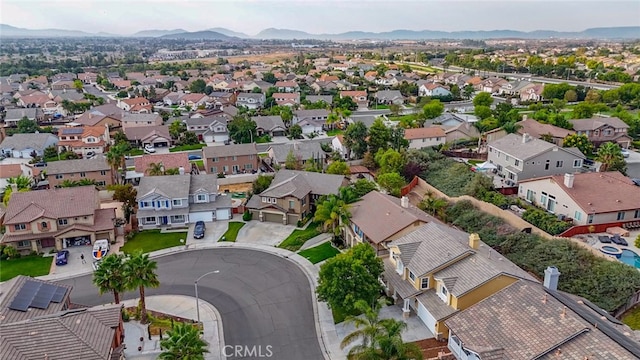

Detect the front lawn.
[
  {"left": 169, "top": 143, "right": 206, "bottom": 152},
  {"left": 278, "top": 222, "right": 322, "bottom": 251},
  {"left": 298, "top": 242, "right": 340, "bottom": 264},
  {"left": 127, "top": 149, "right": 144, "bottom": 156},
  {"left": 219, "top": 222, "right": 245, "bottom": 242},
  {"left": 326, "top": 129, "right": 343, "bottom": 136},
  {"left": 256, "top": 135, "right": 272, "bottom": 143},
  {"left": 0, "top": 255, "right": 52, "bottom": 281},
  {"left": 121, "top": 230, "right": 187, "bottom": 254},
  {"left": 190, "top": 159, "right": 204, "bottom": 169}
]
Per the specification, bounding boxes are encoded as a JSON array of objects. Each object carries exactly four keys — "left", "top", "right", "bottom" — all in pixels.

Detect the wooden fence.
[
  {"left": 400, "top": 176, "right": 419, "bottom": 197},
  {"left": 614, "top": 289, "right": 640, "bottom": 318}
]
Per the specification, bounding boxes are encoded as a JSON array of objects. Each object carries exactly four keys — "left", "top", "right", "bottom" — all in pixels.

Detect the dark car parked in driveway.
[
  {"left": 194, "top": 221, "right": 206, "bottom": 239},
  {"left": 55, "top": 250, "right": 69, "bottom": 265}
]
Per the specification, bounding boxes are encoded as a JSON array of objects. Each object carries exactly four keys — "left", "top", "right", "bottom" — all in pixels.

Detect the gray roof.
[
  {"left": 4, "top": 108, "right": 38, "bottom": 121},
  {"left": 137, "top": 174, "right": 192, "bottom": 200},
  {"left": 0, "top": 276, "right": 72, "bottom": 324},
  {"left": 488, "top": 133, "right": 585, "bottom": 161},
  {"left": 268, "top": 140, "right": 328, "bottom": 163},
  {"left": 0, "top": 133, "right": 58, "bottom": 152},
  {"left": 185, "top": 116, "right": 227, "bottom": 127},
  {"left": 569, "top": 116, "right": 630, "bottom": 131},
  {"left": 383, "top": 258, "right": 422, "bottom": 299},
  {"left": 121, "top": 113, "right": 162, "bottom": 124},
  {"left": 252, "top": 115, "right": 285, "bottom": 131},
  {"left": 124, "top": 125, "right": 171, "bottom": 141},
  {"left": 203, "top": 143, "right": 257, "bottom": 158},
  {"left": 260, "top": 170, "right": 345, "bottom": 199},
  {"left": 189, "top": 193, "right": 232, "bottom": 212},
  {"left": 45, "top": 156, "right": 110, "bottom": 174},
  {"left": 237, "top": 93, "right": 265, "bottom": 100},
  {"left": 415, "top": 290, "right": 458, "bottom": 321},
  {"left": 189, "top": 174, "right": 218, "bottom": 195},
  {"left": 351, "top": 115, "right": 378, "bottom": 128},
  {"left": 305, "top": 95, "right": 333, "bottom": 105},
  {"left": 294, "top": 109, "right": 330, "bottom": 119},
  {"left": 374, "top": 90, "right": 404, "bottom": 101},
  {"left": 50, "top": 90, "right": 84, "bottom": 101}
]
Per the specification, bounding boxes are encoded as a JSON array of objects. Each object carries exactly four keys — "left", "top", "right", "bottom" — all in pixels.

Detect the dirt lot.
[
  {"left": 225, "top": 52, "right": 296, "bottom": 64},
  {"left": 219, "top": 182, "right": 253, "bottom": 193}
]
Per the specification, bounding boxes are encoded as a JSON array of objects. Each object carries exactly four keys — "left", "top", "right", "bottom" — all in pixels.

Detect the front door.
[{"left": 160, "top": 216, "right": 169, "bottom": 225}]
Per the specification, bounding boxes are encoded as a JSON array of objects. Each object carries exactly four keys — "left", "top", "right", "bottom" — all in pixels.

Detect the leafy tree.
[
  {"left": 317, "top": 243, "right": 384, "bottom": 315},
  {"left": 351, "top": 179, "right": 377, "bottom": 197},
  {"left": 389, "top": 126, "right": 409, "bottom": 151},
  {"left": 422, "top": 100, "right": 444, "bottom": 119},
  {"left": 419, "top": 196, "right": 448, "bottom": 219},
  {"left": 73, "top": 79, "right": 84, "bottom": 91},
  {"left": 227, "top": 115, "right": 257, "bottom": 144},
  {"left": 502, "top": 121, "right": 523, "bottom": 134},
  {"left": 180, "top": 131, "right": 200, "bottom": 146},
  {"left": 112, "top": 131, "right": 130, "bottom": 148},
  {"left": 169, "top": 121, "right": 186, "bottom": 140},
  {"left": 337, "top": 186, "right": 361, "bottom": 204},
  {"left": 564, "top": 89, "right": 578, "bottom": 102},
  {"left": 377, "top": 172, "right": 406, "bottom": 197},
  {"left": 189, "top": 79, "right": 207, "bottom": 94},
  {"left": 159, "top": 323, "right": 209, "bottom": 360},
  {"left": 375, "top": 148, "right": 405, "bottom": 175},
  {"left": 125, "top": 251, "right": 160, "bottom": 324},
  {"left": 344, "top": 121, "right": 369, "bottom": 159},
  {"left": 314, "top": 195, "right": 351, "bottom": 237},
  {"left": 289, "top": 124, "right": 303, "bottom": 139},
  {"left": 43, "top": 146, "right": 58, "bottom": 160},
  {"left": 112, "top": 184, "right": 137, "bottom": 222},
  {"left": 146, "top": 162, "right": 165, "bottom": 176},
  {"left": 93, "top": 254, "right": 127, "bottom": 304},
  {"left": 584, "top": 89, "right": 602, "bottom": 104},
  {"left": 327, "top": 160, "right": 350, "bottom": 175},
  {"left": 285, "top": 150, "right": 302, "bottom": 170},
  {"left": 542, "top": 83, "right": 575, "bottom": 100},
  {"left": 562, "top": 134, "right": 594, "bottom": 156},
  {"left": 389, "top": 103, "right": 401, "bottom": 117},
  {"left": 474, "top": 105, "right": 492, "bottom": 120},
  {"left": 15, "top": 117, "right": 39, "bottom": 133},
  {"left": 367, "top": 118, "right": 391, "bottom": 155},
  {"left": 462, "top": 84, "right": 475, "bottom": 99},
  {"left": 596, "top": 142, "right": 627, "bottom": 174},
  {"left": 262, "top": 72, "right": 277, "bottom": 84},
  {"left": 572, "top": 103, "right": 595, "bottom": 119},
  {"left": 472, "top": 91, "right": 493, "bottom": 107},
  {"left": 252, "top": 175, "right": 274, "bottom": 194}
]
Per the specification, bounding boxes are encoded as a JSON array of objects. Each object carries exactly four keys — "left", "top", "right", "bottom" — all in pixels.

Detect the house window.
[
  {"left": 545, "top": 160, "right": 550, "bottom": 170},
  {"left": 617, "top": 212, "right": 625, "bottom": 221},
  {"left": 171, "top": 215, "right": 185, "bottom": 223},
  {"left": 574, "top": 211, "right": 582, "bottom": 221},
  {"left": 604, "top": 129, "right": 612, "bottom": 136},
  {"left": 197, "top": 194, "right": 207, "bottom": 202},
  {"left": 55, "top": 174, "right": 63, "bottom": 179},
  {"left": 421, "top": 277, "right": 429, "bottom": 289},
  {"left": 556, "top": 161, "right": 563, "bottom": 168},
  {"left": 14, "top": 224, "right": 26, "bottom": 231},
  {"left": 409, "top": 271, "right": 416, "bottom": 281},
  {"left": 540, "top": 192, "right": 548, "bottom": 206},
  {"left": 438, "top": 283, "right": 449, "bottom": 302},
  {"left": 210, "top": 166, "right": 217, "bottom": 174},
  {"left": 249, "top": 154, "right": 255, "bottom": 159},
  {"left": 573, "top": 159, "right": 582, "bottom": 168},
  {"left": 212, "top": 157, "right": 219, "bottom": 162},
  {"left": 41, "top": 221, "right": 48, "bottom": 229},
  {"left": 145, "top": 217, "right": 156, "bottom": 223},
  {"left": 173, "top": 199, "right": 182, "bottom": 206},
  {"left": 635, "top": 210, "right": 640, "bottom": 219},
  {"left": 233, "top": 156, "right": 237, "bottom": 161},
  {"left": 80, "top": 172, "right": 86, "bottom": 177},
  {"left": 514, "top": 159, "right": 520, "bottom": 166},
  {"left": 17, "top": 240, "right": 31, "bottom": 248},
  {"left": 289, "top": 200, "right": 295, "bottom": 209},
  {"left": 100, "top": 170, "right": 107, "bottom": 175},
  {"left": 587, "top": 214, "right": 594, "bottom": 224},
  {"left": 245, "top": 164, "right": 253, "bottom": 170},
  {"left": 547, "top": 195, "right": 556, "bottom": 213},
  {"left": 526, "top": 189, "right": 535, "bottom": 202},
  {"left": 58, "top": 219, "right": 68, "bottom": 226}
]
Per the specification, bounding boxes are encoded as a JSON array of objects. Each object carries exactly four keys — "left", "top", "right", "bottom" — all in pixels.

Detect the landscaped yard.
[
  {"left": 326, "top": 129, "right": 343, "bottom": 136},
  {"left": 256, "top": 135, "right": 272, "bottom": 143},
  {"left": 121, "top": 230, "right": 188, "bottom": 254},
  {"left": 278, "top": 222, "right": 322, "bottom": 251},
  {"left": 622, "top": 306, "right": 640, "bottom": 330},
  {"left": 190, "top": 159, "right": 204, "bottom": 169},
  {"left": 298, "top": 242, "right": 340, "bottom": 264},
  {"left": 219, "top": 221, "right": 245, "bottom": 242},
  {"left": 127, "top": 149, "right": 144, "bottom": 156},
  {"left": 169, "top": 143, "right": 206, "bottom": 152},
  {"left": 0, "top": 255, "right": 52, "bottom": 281}
]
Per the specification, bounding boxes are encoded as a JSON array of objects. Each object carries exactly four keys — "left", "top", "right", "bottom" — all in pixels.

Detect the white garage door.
[
  {"left": 417, "top": 302, "right": 437, "bottom": 333},
  {"left": 189, "top": 212, "right": 213, "bottom": 223},
  {"left": 216, "top": 208, "right": 231, "bottom": 220}
]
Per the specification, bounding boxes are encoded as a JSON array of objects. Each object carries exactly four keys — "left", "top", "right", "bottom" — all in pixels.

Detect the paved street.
[{"left": 58, "top": 248, "right": 324, "bottom": 360}]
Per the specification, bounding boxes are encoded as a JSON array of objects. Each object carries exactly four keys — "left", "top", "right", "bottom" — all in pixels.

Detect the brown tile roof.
[
  {"left": 133, "top": 153, "right": 190, "bottom": 173},
  {"left": 203, "top": 143, "right": 257, "bottom": 158},
  {"left": 275, "top": 80, "right": 297, "bottom": 87},
  {"left": 404, "top": 127, "right": 446, "bottom": 140},
  {"left": 445, "top": 280, "right": 639, "bottom": 359},
  {"left": 0, "top": 164, "right": 23, "bottom": 178},
  {"left": 272, "top": 93, "right": 300, "bottom": 99},
  {"left": 340, "top": 90, "right": 367, "bottom": 98},
  {"left": 520, "top": 171, "right": 640, "bottom": 213},
  {"left": 515, "top": 118, "right": 574, "bottom": 139},
  {"left": 4, "top": 187, "right": 99, "bottom": 225},
  {"left": 349, "top": 191, "right": 433, "bottom": 244},
  {"left": 0, "top": 276, "right": 72, "bottom": 325},
  {"left": 569, "top": 116, "right": 630, "bottom": 131},
  {"left": 349, "top": 165, "right": 371, "bottom": 174},
  {"left": 120, "top": 97, "right": 149, "bottom": 106}
]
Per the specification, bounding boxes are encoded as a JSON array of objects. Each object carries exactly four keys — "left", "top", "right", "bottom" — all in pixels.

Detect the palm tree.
[
  {"left": 420, "top": 196, "right": 448, "bottom": 219},
  {"left": 146, "top": 162, "right": 165, "bottom": 176},
  {"left": 501, "top": 121, "right": 522, "bottom": 134},
  {"left": 338, "top": 187, "right": 361, "bottom": 204},
  {"left": 341, "top": 300, "right": 389, "bottom": 358},
  {"left": 93, "top": 253, "right": 127, "bottom": 304},
  {"left": 377, "top": 320, "right": 424, "bottom": 360},
  {"left": 3, "top": 175, "right": 33, "bottom": 205},
  {"left": 596, "top": 142, "right": 627, "bottom": 174},
  {"left": 159, "top": 323, "right": 209, "bottom": 360},
  {"left": 106, "top": 143, "right": 128, "bottom": 184},
  {"left": 125, "top": 251, "right": 160, "bottom": 324},
  {"left": 314, "top": 195, "right": 351, "bottom": 237}
]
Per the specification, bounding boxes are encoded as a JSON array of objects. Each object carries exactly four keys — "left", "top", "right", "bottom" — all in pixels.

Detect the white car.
[
  {"left": 621, "top": 148, "right": 630, "bottom": 158},
  {"left": 144, "top": 144, "right": 156, "bottom": 153}
]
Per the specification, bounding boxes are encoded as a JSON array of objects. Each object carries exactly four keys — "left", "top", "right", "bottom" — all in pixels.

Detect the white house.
[{"left": 404, "top": 127, "right": 446, "bottom": 149}]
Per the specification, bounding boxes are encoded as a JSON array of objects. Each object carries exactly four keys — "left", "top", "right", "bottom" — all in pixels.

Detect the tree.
[
  {"left": 564, "top": 89, "right": 578, "bottom": 102},
  {"left": 389, "top": 103, "right": 401, "bottom": 117},
  {"left": 344, "top": 122, "right": 369, "bottom": 159},
  {"left": 422, "top": 100, "right": 444, "bottom": 120},
  {"left": 285, "top": 150, "right": 302, "bottom": 170},
  {"left": 252, "top": 175, "right": 274, "bottom": 194},
  {"left": 419, "top": 196, "right": 448, "bottom": 219},
  {"left": 584, "top": 89, "right": 602, "bottom": 104},
  {"left": 73, "top": 79, "right": 84, "bottom": 92},
  {"left": 572, "top": 103, "right": 595, "bottom": 119},
  {"left": 351, "top": 179, "right": 377, "bottom": 198},
  {"left": 262, "top": 72, "right": 277, "bottom": 84},
  {"left": 227, "top": 116, "right": 257, "bottom": 144},
  {"left": 377, "top": 318, "right": 424, "bottom": 360},
  {"left": 3, "top": 175, "right": 33, "bottom": 205},
  {"left": 169, "top": 121, "right": 186, "bottom": 140},
  {"left": 542, "top": 83, "right": 575, "bottom": 100},
  {"left": 93, "top": 254, "right": 127, "bottom": 304},
  {"left": 341, "top": 300, "right": 389, "bottom": 357},
  {"left": 159, "top": 323, "right": 209, "bottom": 360},
  {"left": 562, "top": 134, "right": 594, "bottom": 156},
  {"left": 472, "top": 91, "right": 493, "bottom": 107},
  {"left": 463, "top": 84, "right": 475, "bottom": 99},
  {"left": 596, "top": 142, "right": 627, "bottom": 174},
  {"left": 289, "top": 124, "right": 303, "bottom": 139},
  {"left": 43, "top": 146, "right": 58, "bottom": 160},
  {"left": 314, "top": 195, "right": 351, "bottom": 237},
  {"left": 125, "top": 251, "right": 160, "bottom": 324},
  {"left": 474, "top": 105, "right": 492, "bottom": 120},
  {"left": 146, "top": 162, "right": 165, "bottom": 176},
  {"left": 112, "top": 184, "right": 137, "bottom": 222},
  {"left": 15, "top": 117, "right": 39, "bottom": 134},
  {"left": 112, "top": 131, "right": 130, "bottom": 147},
  {"left": 106, "top": 143, "right": 128, "bottom": 185},
  {"left": 316, "top": 243, "right": 384, "bottom": 315},
  {"left": 375, "top": 148, "right": 405, "bottom": 175},
  {"left": 389, "top": 126, "right": 409, "bottom": 151},
  {"left": 377, "top": 172, "right": 406, "bottom": 197},
  {"left": 189, "top": 79, "right": 207, "bottom": 94},
  {"left": 180, "top": 131, "right": 200, "bottom": 146},
  {"left": 502, "top": 121, "right": 523, "bottom": 134},
  {"left": 327, "top": 160, "right": 350, "bottom": 175},
  {"left": 367, "top": 118, "right": 391, "bottom": 155}
]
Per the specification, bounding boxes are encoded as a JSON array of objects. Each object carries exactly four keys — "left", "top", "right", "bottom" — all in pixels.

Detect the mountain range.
[{"left": 1, "top": 24, "right": 639, "bottom": 40}]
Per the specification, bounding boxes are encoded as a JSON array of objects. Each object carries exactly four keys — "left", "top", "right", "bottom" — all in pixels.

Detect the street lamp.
[{"left": 194, "top": 270, "right": 220, "bottom": 325}]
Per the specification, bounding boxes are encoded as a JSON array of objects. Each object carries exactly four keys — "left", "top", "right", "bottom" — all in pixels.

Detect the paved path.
[{"left": 299, "top": 233, "right": 332, "bottom": 251}]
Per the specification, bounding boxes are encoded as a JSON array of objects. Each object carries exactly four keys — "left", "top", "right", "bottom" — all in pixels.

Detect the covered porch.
[{"left": 137, "top": 209, "right": 189, "bottom": 230}]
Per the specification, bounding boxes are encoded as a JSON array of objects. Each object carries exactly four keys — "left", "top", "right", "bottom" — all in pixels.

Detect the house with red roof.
[{"left": 117, "top": 97, "right": 152, "bottom": 113}]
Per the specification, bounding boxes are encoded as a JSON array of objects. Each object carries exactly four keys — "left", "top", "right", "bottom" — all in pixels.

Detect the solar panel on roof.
[
  {"left": 52, "top": 286, "right": 67, "bottom": 303},
  {"left": 8, "top": 280, "right": 41, "bottom": 312},
  {"left": 8, "top": 280, "right": 69, "bottom": 312},
  {"left": 62, "top": 128, "right": 83, "bottom": 134}
]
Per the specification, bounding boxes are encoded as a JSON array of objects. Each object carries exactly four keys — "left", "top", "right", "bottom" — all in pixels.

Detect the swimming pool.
[
  {"left": 600, "top": 245, "right": 623, "bottom": 257},
  {"left": 619, "top": 249, "right": 640, "bottom": 268}
]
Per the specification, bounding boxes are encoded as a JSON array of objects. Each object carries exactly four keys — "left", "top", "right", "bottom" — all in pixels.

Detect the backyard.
[
  {"left": 121, "top": 230, "right": 188, "bottom": 254},
  {"left": 298, "top": 242, "right": 340, "bottom": 264},
  {"left": 219, "top": 222, "right": 245, "bottom": 242},
  {"left": 0, "top": 255, "right": 52, "bottom": 281},
  {"left": 278, "top": 222, "right": 322, "bottom": 251}
]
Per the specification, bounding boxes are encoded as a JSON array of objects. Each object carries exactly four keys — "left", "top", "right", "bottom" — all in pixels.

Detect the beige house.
[
  {"left": 46, "top": 156, "right": 113, "bottom": 188},
  {"left": 484, "top": 118, "right": 575, "bottom": 147},
  {"left": 517, "top": 171, "right": 640, "bottom": 226},
  {"left": 405, "top": 127, "right": 446, "bottom": 149},
  {"left": 203, "top": 143, "right": 259, "bottom": 175}
]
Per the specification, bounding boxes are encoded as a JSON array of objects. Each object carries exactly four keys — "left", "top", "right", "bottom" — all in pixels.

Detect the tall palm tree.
[
  {"left": 596, "top": 142, "right": 627, "bottom": 174},
  {"left": 93, "top": 253, "right": 127, "bottom": 304},
  {"left": 340, "top": 300, "right": 389, "bottom": 357},
  {"left": 314, "top": 195, "right": 351, "bottom": 237},
  {"left": 338, "top": 187, "right": 361, "bottom": 205},
  {"left": 125, "top": 251, "right": 160, "bottom": 324},
  {"left": 501, "top": 121, "right": 522, "bottom": 134},
  {"left": 377, "top": 320, "right": 424, "bottom": 360},
  {"left": 106, "top": 143, "right": 128, "bottom": 184},
  {"left": 159, "top": 323, "right": 209, "bottom": 360},
  {"left": 146, "top": 162, "right": 165, "bottom": 176},
  {"left": 3, "top": 175, "right": 33, "bottom": 205}
]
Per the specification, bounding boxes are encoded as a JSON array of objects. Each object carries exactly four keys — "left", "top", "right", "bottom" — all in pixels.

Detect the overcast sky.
[{"left": 2, "top": 0, "right": 639, "bottom": 35}]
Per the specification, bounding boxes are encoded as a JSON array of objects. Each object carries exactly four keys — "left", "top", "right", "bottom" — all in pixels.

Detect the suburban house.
[
  {"left": 487, "top": 133, "right": 586, "bottom": 185},
  {"left": 133, "top": 153, "right": 191, "bottom": 176},
  {"left": 46, "top": 156, "right": 113, "bottom": 188},
  {"left": 499, "top": 79, "right": 534, "bottom": 96},
  {"left": 74, "top": 112, "right": 122, "bottom": 129},
  {"left": 207, "top": 92, "right": 236, "bottom": 107},
  {"left": 267, "top": 140, "right": 329, "bottom": 168},
  {"left": 180, "top": 93, "right": 210, "bottom": 108},
  {"left": 293, "top": 109, "right": 330, "bottom": 132},
  {"left": 136, "top": 174, "right": 232, "bottom": 229},
  {"left": 443, "top": 122, "right": 480, "bottom": 143},
  {"left": 275, "top": 80, "right": 299, "bottom": 93},
  {"left": 419, "top": 83, "right": 452, "bottom": 97},
  {"left": 404, "top": 127, "right": 447, "bottom": 149},
  {"left": 203, "top": 143, "right": 259, "bottom": 175},
  {"left": 340, "top": 90, "right": 368, "bottom": 109},
  {"left": 305, "top": 95, "right": 333, "bottom": 106},
  {"left": 120, "top": 113, "right": 163, "bottom": 129},
  {"left": 116, "top": 97, "right": 152, "bottom": 113},
  {"left": 124, "top": 125, "right": 172, "bottom": 148},
  {"left": 374, "top": 90, "right": 405, "bottom": 105},
  {"left": 0, "top": 164, "right": 29, "bottom": 191},
  {"left": 184, "top": 116, "right": 229, "bottom": 144},
  {"left": 57, "top": 125, "right": 111, "bottom": 156},
  {"left": 517, "top": 171, "right": 640, "bottom": 226},
  {"left": 252, "top": 115, "right": 287, "bottom": 137},
  {"left": 235, "top": 93, "right": 265, "bottom": 109},
  {"left": 0, "top": 133, "right": 59, "bottom": 159},
  {"left": 520, "top": 84, "right": 545, "bottom": 102},
  {"left": 272, "top": 92, "right": 301, "bottom": 107},
  {"left": 481, "top": 77, "right": 508, "bottom": 93},
  {"left": 484, "top": 118, "right": 575, "bottom": 146},
  {"left": 345, "top": 192, "right": 433, "bottom": 255},
  {"left": 245, "top": 170, "right": 347, "bottom": 225},
  {"left": 1, "top": 187, "right": 115, "bottom": 254},
  {"left": 0, "top": 276, "right": 125, "bottom": 360},
  {"left": 569, "top": 116, "right": 632, "bottom": 149},
  {"left": 4, "top": 108, "right": 43, "bottom": 126},
  {"left": 445, "top": 276, "right": 640, "bottom": 359},
  {"left": 382, "top": 222, "right": 535, "bottom": 339},
  {"left": 331, "top": 134, "right": 349, "bottom": 159}
]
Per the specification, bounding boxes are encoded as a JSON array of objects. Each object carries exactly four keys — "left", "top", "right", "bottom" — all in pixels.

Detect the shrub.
[
  {"left": 242, "top": 210, "right": 253, "bottom": 221},
  {"left": 522, "top": 208, "right": 572, "bottom": 235}
]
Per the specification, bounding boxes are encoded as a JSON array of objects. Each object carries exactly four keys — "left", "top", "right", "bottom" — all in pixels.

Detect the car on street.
[
  {"left": 188, "top": 154, "right": 202, "bottom": 160},
  {"left": 55, "top": 250, "right": 70, "bottom": 265},
  {"left": 621, "top": 148, "right": 630, "bottom": 158},
  {"left": 194, "top": 221, "right": 206, "bottom": 239}
]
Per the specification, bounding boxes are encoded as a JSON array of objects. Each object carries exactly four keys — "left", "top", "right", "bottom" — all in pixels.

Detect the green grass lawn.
[
  {"left": 326, "top": 129, "right": 343, "bottom": 136},
  {"left": 169, "top": 144, "right": 206, "bottom": 152},
  {"left": 190, "top": 159, "right": 204, "bottom": 169},
  {"left": 622, "top": 306, "right": 640, "bottom": 330},
  {"left": 467, "top": 159, "right": 484, "bottom": 165},
  {"left": 278, "top": 222, "right": 322, "bottom": 251},
  {"left": 0, "top": 255, "right": 52, "bottom": 281},
  {"left": 219, "top": 222, "right": 245, "bottom": 242},
  {"left": 298, "top": 242, "right": 340, "bottom": 264},
  {"left": 127, "top": 149, "right": 144, "bottom": 156},
  {"left": 256, "top": 135, "right": 272, "bottom": 144},
  {"left": 121, "top": 230, "right": 188, "bottom": 254}
]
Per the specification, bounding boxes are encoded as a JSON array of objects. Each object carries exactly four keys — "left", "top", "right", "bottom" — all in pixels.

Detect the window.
[
  {"left": 514, "top": 159, "right": 520, "bottom": 166},
  {"left": 547, "top": 195, "right": 556, "bottom": 213},
  {"left": 173, "top": 199, "right": 182, "bottom": 206},
  {"left": 100, "top": 170, "right": 107, "bottom": 175},
  {"left": 14, "top": 224, "right": 26, "bottom": 230},
  {"left": 587, "top": 214, "right": 594, "bottom": 224},
  {"left": 145, "top": 217, "right": 156, "bottom": 223},
  {"left": 55, "top": 174, "right": 63, "bottom": 179},
  {"left": 505, "top": 155, "right": 511, "bottom": 162},
  {"left": 171, "top": 215, "right": 185, "bottom": 222},
  {"left": 526, "top": 189, "right": 535, "bottom": 202},
  {"left": 421, "top": 277, "right": 429, "bottom": 289},
  {"left": 540, "top": 192, "right": 548, "bottom": 206},
  {"left": 80, "top": 172, "right": 86, "bottom": 177},
  {"left": 545, "top": 160, "right": 550, "bottom": 170},
  {"left": 212, "top": 157, "right": 219, "bottom": 162},
  {"left": 604, "top": 129, "right": 612, "bottom": 136},
  {"left": 617, "top": 212, "right": 626, "bottom": 221},
  {"left": 58, "top": 219, "right": 68, "bottom": 225},
  {"left": 635, "top": 210, "right": 640, "bottom": 219},
  {"left": 409, "top": 271, "right": 416, "bottom": 281},
  {"left": 289, "top": 200, "right": 295, "bottom": 209},
  {"left": 573, "top": 159, "right": 582, "bottom": 168},
  {"left": 210, "top": 166, "right": 217, "bottom": 174},
  {"left": 17, "top": 240, "right": 30, "bottom": 248},
  {"left": 41, "top": 221, "right": 48, "bottom": 229},
  {"left": 574, "top": 211, "right": 582, "bottom": 221},
  {"left": 245, "top": 164, "right": 253, "bottom": 170},
  {"left": 233, "top": 156, "right": 237, "bottom": 161},
  {"left": 249, "top": 154, "right": 255, "bottom": 159},
  {"left": 197, "top": 194, "right": 207, "bottom": 202},
  {"left": 555, "top": 161, "right": 563, "bottom": 168}
]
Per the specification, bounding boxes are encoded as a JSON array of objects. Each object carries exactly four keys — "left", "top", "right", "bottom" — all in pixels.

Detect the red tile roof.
[
  {"left": 404, "top": 127, "right": 446, "bottom": 140},
  {"left": 0, "top": 164, "right": 23, "bottom": 178},
  {"left": 134, "top": 153, "right": 190, "bottom": 173}
]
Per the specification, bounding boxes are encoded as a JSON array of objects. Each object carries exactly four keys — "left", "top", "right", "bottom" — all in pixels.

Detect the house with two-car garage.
[{"left": 136, "top": 174, "right": 232, "bottom": 230}]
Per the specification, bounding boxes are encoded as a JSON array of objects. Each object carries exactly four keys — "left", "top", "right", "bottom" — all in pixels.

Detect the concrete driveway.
[
  {"left": 235, "top": 220, "right": 297, "bottom": 246},
  {"left": 50, "top": 245, "right": 96, "bottom": 277},
  {"left": 186, "top": 220, "right": 229, "bottom": 246}
]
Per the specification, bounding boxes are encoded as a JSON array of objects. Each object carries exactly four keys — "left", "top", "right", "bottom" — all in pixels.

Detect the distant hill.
[
  {"left": 131, "top": 29, "right": 188, "bottom": 37},
  {"left": 253, "top": 28, "right": 315, "bottom": 40},
  {"left": 207, "top": 27, "right": 249, "bottom": 38},
  {"left": 0, "top": 24, "right": 117, "bottom": 38},
  {"left": 159, "top": 30, "right": 237, "bottom": 41}
]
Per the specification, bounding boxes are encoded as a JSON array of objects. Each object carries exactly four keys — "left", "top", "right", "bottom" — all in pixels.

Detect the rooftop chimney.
[
  {"left": 522, "top": 114, "right": 528, "bottom": 120},
  {"left": 522, "top": 133, "right": 530, "bottom": 143},
  {"left": 400, "top": 196, "right": 409, "bottom": 208},
  {"left": 469, "top": 233, "right": 480, "bottom": 250},
  {"left": 564, "top": 173, "right": 575, "bottom": 188},
  {"left": 544, "top": 266, "right": 561, "bottom": 291},
  {"left": 179, "top": 166, "right": 185, "bottom": 175}
]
